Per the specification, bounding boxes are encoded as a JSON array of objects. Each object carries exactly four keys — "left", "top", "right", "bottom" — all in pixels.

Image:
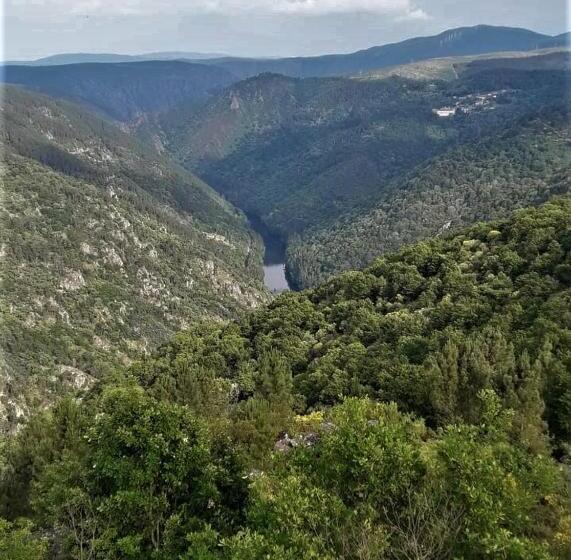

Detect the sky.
[{"left": 4, "top": 0, "right": 570, "bottom": 60}]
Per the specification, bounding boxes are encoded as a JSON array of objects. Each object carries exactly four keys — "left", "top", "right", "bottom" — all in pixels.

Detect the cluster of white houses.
[{"left": 433, "top": 89, "right": 511, "bottom": 118}]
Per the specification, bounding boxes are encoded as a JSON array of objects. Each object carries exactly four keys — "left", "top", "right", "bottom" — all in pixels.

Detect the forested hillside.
[
  {"left": 288, "top": 106, "right": 571, "bottom": 287},
  {"left": 2, "top": 61, "right": 237, "bottom": 121},
  {"left": 0, "top": 86, "right": 267, "bottom": 430},
  {"left": 1, "top": 199, "right": 569, "bottom": 558},
  {"left": 164, "top": 68, "right": 559, "bottom": 233},
  {"left": 159, "top": 54, "right": 569, "bottom": 288}
]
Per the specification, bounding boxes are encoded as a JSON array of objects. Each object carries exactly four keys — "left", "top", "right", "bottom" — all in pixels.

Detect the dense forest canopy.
[
  {"left": 1, "top": 62, "right": 237, "bottom": 121},
  {"left": 288, "top": 105, "right": 571, "bottom": 287},
  {"left": 1, "top": 199, "right": 569, "bottom": 558},
  {"left": 1, "top": 33, "right": 570, "bottom": 559}
]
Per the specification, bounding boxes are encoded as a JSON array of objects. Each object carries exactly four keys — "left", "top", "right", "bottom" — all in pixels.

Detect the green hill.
[
  {"left": 0, "top": 86, "right": 267, "bottom": 430},
  {"left": 358, "top": 49, "right": 569, "bottom": 81},
  {"left": 127, "top": 196, "right": 571, "bottom": 451},
  {"left": 2, "top": 61, "right": 237, "bottom": 121}
]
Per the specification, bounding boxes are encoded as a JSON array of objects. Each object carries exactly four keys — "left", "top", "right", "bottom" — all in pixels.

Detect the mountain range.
[
  {"left": 0, "top": 30, "right": 569, "bottom": 398},
  {"left": 4, "top": 51, "right": 229, "bottom": 66},
  {"left": 1, "top": 40, "right": 569, "bottom": 426},
  {"left": 2, "top": 25, "right": 569, "bottom": 122},
  {"left": 156, "top": 51, "right": 569, "bottom": 288},
  {"left": 206, "top": 25, "right": 570, "bottom": 79},
  {"left": 1, "top": 21, "right": 571, "bottom": 557}
]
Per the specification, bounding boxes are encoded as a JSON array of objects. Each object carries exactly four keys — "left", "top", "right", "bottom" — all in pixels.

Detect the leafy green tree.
[
  {"left": 0, "top": 518, "right": 47, "bottom": 560},
  {"left": 226, "top": 396, "right": 560, "bottom": 559},
  {"left": 33, "top": 386, "right": 248, "bottom": 559}
]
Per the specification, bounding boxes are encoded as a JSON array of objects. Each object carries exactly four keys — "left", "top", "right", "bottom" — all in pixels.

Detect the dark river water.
[{"left": 247, "top": 214, "right": 291, "bottom": 293}]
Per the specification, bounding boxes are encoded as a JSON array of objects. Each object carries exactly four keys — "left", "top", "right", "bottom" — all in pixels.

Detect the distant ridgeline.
[
  {"left": 1, "top": 61, "right": 237, "bottom": 121},
  {"left": 2, "top": 25, "right": 568, "bottom": 120},
  {"left": 0, "top": 85, "right": 267, "bottom": 429},
  {"left": 0, "top": 198, "right": 569, "bottom": 558}
]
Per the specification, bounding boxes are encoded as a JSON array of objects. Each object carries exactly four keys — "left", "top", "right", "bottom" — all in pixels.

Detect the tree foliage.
[{"left": 1, "top": 199, "right": 568, "bottom": 558}]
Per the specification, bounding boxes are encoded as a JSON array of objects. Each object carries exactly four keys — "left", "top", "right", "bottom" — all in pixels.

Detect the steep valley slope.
[
  {"left": 1, "top": 47, "right": 569, "bottom": 429},
  {"left": 2, "top": 61, "right": 237, "bottom": 121},
  {"left": 287, "top": 107, "right": 571, "bottom": 287},
  {"left": 1, "top": 198, "right": 569, "bottom": 558},
  {"left": 0, "top": 86, "right": 267, "bottom": 429}
]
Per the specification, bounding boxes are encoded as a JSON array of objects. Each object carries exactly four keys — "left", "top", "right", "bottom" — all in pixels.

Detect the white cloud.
[
  {"left": 397, "top": 7, "right": 431, "bottom": 20},
  {"left": 7, "top": 0, "right": 428, "bottom": 18},
  {"left": 248, "top": 0, "right": 424, "bottom": 16}
]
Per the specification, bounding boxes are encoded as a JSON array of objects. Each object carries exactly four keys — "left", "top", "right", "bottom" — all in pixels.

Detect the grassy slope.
[{"left": 357, "top": 49, "right": 569, "bottom": 81}]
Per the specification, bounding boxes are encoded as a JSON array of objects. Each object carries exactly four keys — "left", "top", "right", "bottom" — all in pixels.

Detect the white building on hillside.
[{"left": 433, "top": 107, "right": 457, "bottom": 117}]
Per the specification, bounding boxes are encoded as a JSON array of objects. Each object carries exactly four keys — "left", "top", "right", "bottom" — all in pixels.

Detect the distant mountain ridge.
[
  {"left": 5, "top": 51, "right": 229, "bottom": 66},
  {"left": 206, "top": 25, "right": 568, "bottom": 79},
  {"left": 2, "top": 25, "right": 568, "bottom": 122},
  {"left": 357, "top": 49, "right": 569, "bottom": 81},
  {"left": 2, "top": 60, "right": 236, "bottom": 121},
  {"left": 5, "top": 25, "right": 566, "bottom": 75}
]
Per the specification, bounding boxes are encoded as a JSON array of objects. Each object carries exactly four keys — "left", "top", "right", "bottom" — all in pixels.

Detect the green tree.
[{"left": 0, "top": 518, "right": 47, "bottom": 560}]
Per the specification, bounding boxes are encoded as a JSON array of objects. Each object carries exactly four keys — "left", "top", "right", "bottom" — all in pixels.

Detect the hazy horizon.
[{"left": 4, "top": 0, "right": 569, "bottom": 61}]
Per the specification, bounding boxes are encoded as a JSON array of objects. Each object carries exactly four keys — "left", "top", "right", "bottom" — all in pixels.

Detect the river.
[{"left": 247, "top": 214, "right": 291, "bottom": 293}]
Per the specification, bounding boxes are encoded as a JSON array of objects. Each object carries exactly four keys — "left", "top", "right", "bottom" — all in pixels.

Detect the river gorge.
[{"left": 247, "top": 214, "right": 291, "bottom": 293}]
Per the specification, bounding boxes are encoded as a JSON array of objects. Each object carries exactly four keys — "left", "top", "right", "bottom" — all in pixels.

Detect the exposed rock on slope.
[{"left": 0, "top": 86, "right": 267, "bottom": 430}]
